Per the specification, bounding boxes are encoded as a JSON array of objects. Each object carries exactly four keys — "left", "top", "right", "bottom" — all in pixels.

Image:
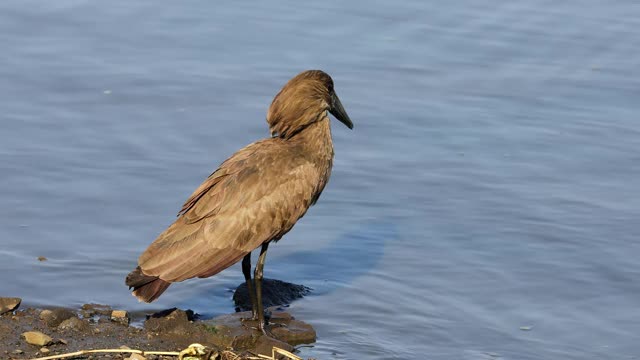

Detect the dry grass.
[{"left": 27, "top": 343, "right": 303, "bottom": 360}]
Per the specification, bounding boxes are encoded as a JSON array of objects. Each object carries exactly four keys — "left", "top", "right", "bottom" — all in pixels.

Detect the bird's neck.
[
  {"left": 290, "top": 115, "right": 334, "bottom": 166},
  {"left": 286, "top": 114, "right": 334, "bottom": 205}
]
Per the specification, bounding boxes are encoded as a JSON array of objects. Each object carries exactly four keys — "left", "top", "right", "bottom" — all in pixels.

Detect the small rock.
[
  {"left": 81, "top": 303, "right": 112, "bottom": 317},
  {"left": 40, "top": 347, "right": 50, "bottom": 354},
  {"left": 12, "top": 349, "right": 24, "bottom": 354},
  {"left": 58, "top": 317, "right": 91, "bottom": 332},
  {"left": 0, "top": 297, "right": 21, "bottom": 315},
  {"left": 144, "top": 309, "right": 193, "bottom": 335},
  {"left": 111, "top": 310, "right": 130, "bottom": 326},
  {"left": 203, "top": 307, "right": 315, "bottom": 352},
  {"left": 254, "top": 335, "right": 294, "bottom": 356},
  {"left": 40, "top": 308, "right": 77, "bottom": 327},
  {"left": 270, "top": 315, "right": 316, "bottom": 345},
  {"left": 38, "top": 256, "right": 48, "bottom": 261},
  {"left": 58, "top": 338, "right": 68, "bottom": 345},
  {"left": 22, "top": 331, "right": 53, "bottom": 346}
]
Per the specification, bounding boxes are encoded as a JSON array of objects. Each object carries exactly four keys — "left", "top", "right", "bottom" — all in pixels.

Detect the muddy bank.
[{"left": 1, "top": 281, "right": 315, "bottom": 359}]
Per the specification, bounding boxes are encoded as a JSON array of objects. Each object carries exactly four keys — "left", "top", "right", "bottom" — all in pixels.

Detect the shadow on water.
[
  {"left": 177, "top": 220, "right": 397, "bottom": 316},
  {"left": 279, "top": 220, "right": 398, "bottom": 294}
]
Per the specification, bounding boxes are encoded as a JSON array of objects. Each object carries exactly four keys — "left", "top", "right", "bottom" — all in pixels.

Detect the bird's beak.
[{"left": 329, "top": 91, "right": 354, "bottom": 129}]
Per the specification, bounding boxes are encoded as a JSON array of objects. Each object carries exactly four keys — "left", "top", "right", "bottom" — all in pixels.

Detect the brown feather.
[
  {"left": 127, "top": 70, "right": 343, "bottom": 301},
  {"left": 125, "top": 266, "right": 171, "bottom": 303},
  {"left": 137, "top": 130, "right": 332, "bottom": 282},
  {"left": 132, "top": 278, "right": 170, "bottom": 303}
]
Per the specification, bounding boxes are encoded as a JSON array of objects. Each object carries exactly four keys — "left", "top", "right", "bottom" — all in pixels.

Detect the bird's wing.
[{"left": 137, "top": 140, "right": 323, "bottom": 282}]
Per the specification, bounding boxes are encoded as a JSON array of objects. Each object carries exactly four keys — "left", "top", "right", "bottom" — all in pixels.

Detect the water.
[{"left": 2, "top": 1, "right": 640, "bottom": 359}]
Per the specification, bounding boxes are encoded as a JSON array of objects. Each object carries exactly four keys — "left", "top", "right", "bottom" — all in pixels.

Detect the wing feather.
[{"left": 137, "top": 139, "right": 322, "bottom": 282}]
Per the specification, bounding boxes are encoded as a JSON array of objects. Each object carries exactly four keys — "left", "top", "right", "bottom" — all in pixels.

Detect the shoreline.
[{"left": 1, "top": 282, "right": 315, "bottom": 360}]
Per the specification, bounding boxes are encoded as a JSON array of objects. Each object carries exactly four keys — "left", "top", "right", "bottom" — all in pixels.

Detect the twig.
[
  {"left": 256, "top": 347, "right": 301, "bottom": 360},
  {"left": 28, "top": 348, "right": 180, "bottom": 360},
  {"left": 27, "top": 344, "right": 297, "bottom": 360}
]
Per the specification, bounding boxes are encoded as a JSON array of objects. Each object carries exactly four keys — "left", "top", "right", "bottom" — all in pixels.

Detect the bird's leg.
[
  {"left": 241, "top": 252, "right": 259, "bottom": 321},
  {"left": 254, "top": 241, "right": 273, "bottom": 336}
]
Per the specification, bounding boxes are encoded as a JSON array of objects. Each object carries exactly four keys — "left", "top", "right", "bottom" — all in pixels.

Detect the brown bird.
[{"left": 126, "top": 70, "right": 353, "bottom": 334}]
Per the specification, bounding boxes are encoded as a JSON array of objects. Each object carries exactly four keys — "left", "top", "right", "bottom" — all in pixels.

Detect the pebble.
[
  {"left": 22, "top": 331, "right": 53, "bottom": 346},
  {"left": 81, "top": 303, "right": 113, "bottom": 317},
  {"left": 58, "top": 317, "right": 90, "bottom": 332},
  {"left": 40, "top": 347, "right": 50, "bottom": 354},
  {"left": 111, "top": 310, "right": 130, "bottom": 326},
  {"left": 0, "top": 297, "right": 22, "bottom": 315},
  {"left": 40, "top": 308, "right": 76, "bottom": 327},
  {"left": 12, "top": 349, "right": 24, "bottom": 354}
]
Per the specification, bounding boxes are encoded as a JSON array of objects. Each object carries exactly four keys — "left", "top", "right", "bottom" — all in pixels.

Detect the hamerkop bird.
[{"left": 126, "top": 70, "right": 353, "bottom": 334}]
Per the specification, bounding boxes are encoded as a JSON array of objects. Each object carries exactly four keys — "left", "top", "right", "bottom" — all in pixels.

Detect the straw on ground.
[{"left": 27, "top": 343, "right": 302, "bottom": 360}]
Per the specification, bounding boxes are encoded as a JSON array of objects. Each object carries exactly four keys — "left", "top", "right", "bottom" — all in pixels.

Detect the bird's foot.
[
  {"left": 258, "top": 322, "right": 279, "bottom": 340},
  {"left": 240, "top": 314, "right": 259, "bottom": 323},
  {"left": 240, "top": 309, "right": 269, "bottom": 323}
]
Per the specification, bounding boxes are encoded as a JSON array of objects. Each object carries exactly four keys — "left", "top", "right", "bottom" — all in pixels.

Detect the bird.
[{"left": 126, "top": 70, "right": 353, "bottom": 334}]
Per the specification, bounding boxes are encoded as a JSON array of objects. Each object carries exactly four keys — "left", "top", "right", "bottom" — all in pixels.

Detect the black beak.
[{"left": 329, "top": 91, "right": 354, "bottom": 129}]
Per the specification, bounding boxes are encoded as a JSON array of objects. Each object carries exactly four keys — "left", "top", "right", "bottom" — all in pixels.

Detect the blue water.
[{"left": 2, "top": 1, "right": 640, "bottom": 359}]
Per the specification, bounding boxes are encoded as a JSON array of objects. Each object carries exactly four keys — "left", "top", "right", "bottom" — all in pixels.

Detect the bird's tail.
[{"left": 125, "top": 266, "right": 171, "bottom": 303}]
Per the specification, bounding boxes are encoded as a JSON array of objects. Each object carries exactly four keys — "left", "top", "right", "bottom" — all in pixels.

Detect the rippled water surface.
[{"left": 2, "top": 1, "right": 640, "bottom": 359}]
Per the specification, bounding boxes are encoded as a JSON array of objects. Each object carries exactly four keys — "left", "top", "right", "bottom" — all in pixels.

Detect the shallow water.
[{"left": 2, "top": 1, "right": 640, "bottom": 359}]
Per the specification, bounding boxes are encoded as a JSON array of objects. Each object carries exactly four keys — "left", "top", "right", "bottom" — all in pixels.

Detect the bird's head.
[{"left": 267, "top": 70, "right": 353, "bottom": 138}]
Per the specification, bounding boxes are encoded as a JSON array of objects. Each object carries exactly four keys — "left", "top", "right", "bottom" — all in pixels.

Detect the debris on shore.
[{"left": 0, "top": 281, "right": 314, "bottom": 360}]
